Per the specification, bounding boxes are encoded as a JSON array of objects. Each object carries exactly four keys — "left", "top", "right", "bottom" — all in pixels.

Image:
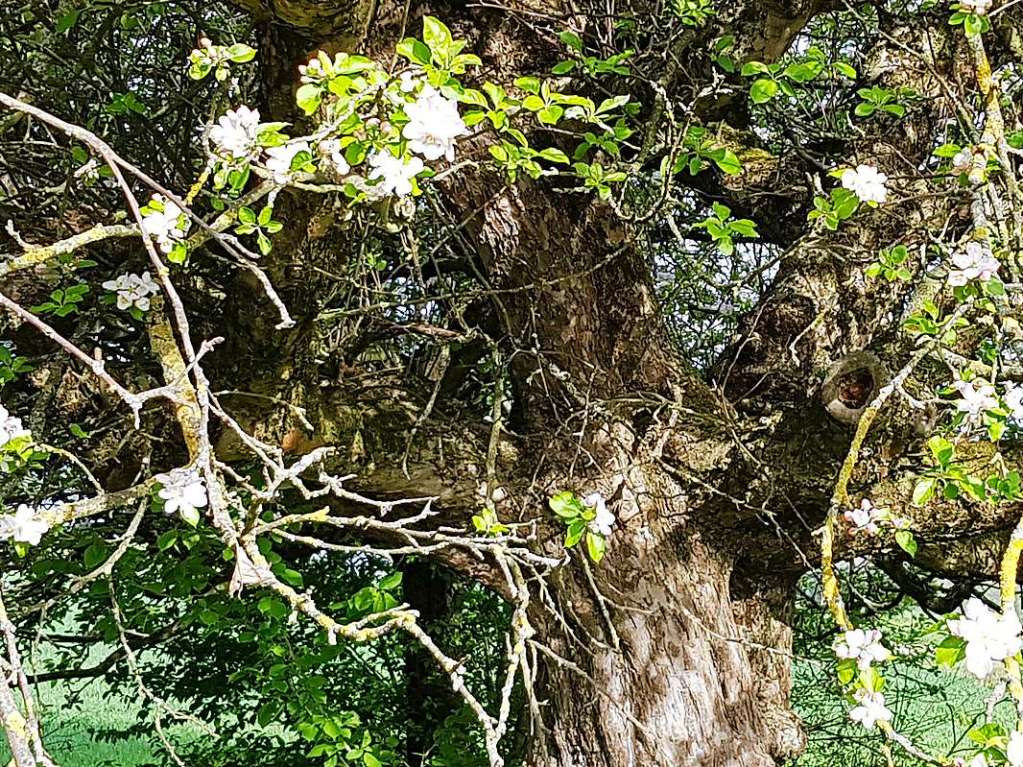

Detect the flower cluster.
[
  {"left": 0, "top": 405, "right": 30, "bottom": 448},
  {"left": 583, "top": 492, "right": 615, "bottom": 537},
  {"left": 849, "top": 689, "right": 892, "bottom": 730},
  {"left": 948, "top": 241, "right": 1000, "bottom": 286},
  {"left": 0, "top": 504, "right": 50, "bottom": 546},
  {"left": 187, "top": 38, "right": 255, "bottom": 83},
  {"left": 318, "top": 139, "right": 350, "bottom": 177},
  {"left": 156, "top": 468, "right": 209, "bottom": 525},
  {"left": 841, "top": 164, "right": 888, "bottom": 205},
  {"left": 843, "top": 499, "right": 888, "bottom": 535},
  {"left": 102, "top": 272, "right": 160, "bottom": 312},
  {"left": 953, "top": 379, "right": 999, "bottom": 428},
  {"left": 1005, "top": 384, "right": 1023, "bottom": 422},
  {"left": 948, "top": 598, "right": 1023, "bottom": 679},
  {"left": 265, "top": 141, "right": 311, "bottom": 184},
  {"left": 367, "top": 150, "right": 425, "bottom": 198},
  {"left": 834, "top": 628, "right": 891, "bottom": 670},
  {"left": 960, "top": 0, "right": 992, "bottom": 15},
  {"left": 209, "top": 105, "right": 261, "bottom": 161},
  {"left": 141, "top": 195, "right": 189, "bottom": 254},
  {"left": 402, "top": 84, "right": 468, "bottom": 162}
]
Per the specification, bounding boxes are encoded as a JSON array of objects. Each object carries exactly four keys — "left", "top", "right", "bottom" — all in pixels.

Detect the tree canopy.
[{"left": 1, "top": 0, "right": 1023, "bottom": 765}]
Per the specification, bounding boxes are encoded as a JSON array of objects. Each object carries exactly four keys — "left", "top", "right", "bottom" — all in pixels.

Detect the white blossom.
[
  {"left": 0, "top": 504, "right": 50, "bottom": 546},
  {"left": 367, "top": 150, "right": 424, "bottom": 197},
  {"left": 156, "top": 469, "right": 209, "bottom": 520},
  {"left": 402, "top": 85, "right": 468, "bottom": 162},
  {"left": 584, "top": 492, "right": 615, "bottom": 537},
  {"left": 948, "top": 241, "right": 1000, "bottom": 286},
  {"left": 265, "top": 141, "right": 310, "bottom": 184},
  {"left": 141, "top": 195, "right": 189, "bottom": 254},
  {"left": 843, "top": 499, "right": 885, "bottom": 535},
  {"left": 399, "top": 70, "right": 421, "bottom": 92},
  {"left": 952, "top": 148, "right": 975, "bottom": 174},
  {"left": 318, "top": 139, "right": 350, "bottom": 176},
  {"left": 848, "top": 689, "right": 893, "bottom": 730},
  {"left": 948, "top": 597, "right": 1023, "bottom": 678},
  {"left": 298, "top": 56, "right": 325, "bottom": 83},
  {"left": 1005, "top": 384, "right": 1023, "bottom": 421},
  {"left": 961, "top": 0, "right": 992, "bottom": 14},
  {"left": 0, "top": 405, "right": 30, "bottom": 447},
  {"left": 953, "top": 379, "right": 999, "bottom": 427},
  {"left": 841, "top": 164, "right": 888, "bottom": 204},
  {"left": 834, "top": 628, "right": 891, "bottom": 670},
  {"left": 102, "top": 271, "right": 160, "bottom": 312},
  {"left": 208, "top": 105, "right": 260, "bottom": 160},
  {"left": 969, "top": 755, "right": 988, "bottom": 767},
  {"left": 1008, "top": 731, "right": 1023, "bottom": 767}
]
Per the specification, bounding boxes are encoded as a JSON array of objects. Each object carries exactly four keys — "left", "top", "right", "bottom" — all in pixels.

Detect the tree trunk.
[{"left": 529, "top": 533, "right": 802, "bottom": 767}]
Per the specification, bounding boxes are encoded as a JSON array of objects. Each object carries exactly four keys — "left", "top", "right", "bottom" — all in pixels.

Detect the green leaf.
[
  {"left": 912, "top": 477, "right": 937, "bottom": 506},
  {"left": 558, "top": 30, "right": 583, "bottom": 51},
  {"left": 564, "top": 519, "right": 586, "bottom": 548},
  {"left": 585, "top": 532, "right": 606, "bottom": 563},
  {"left": 522, "top": 95, "right": 545, "bottom": 112},
  {"left": 423, "top": 16, "right": 453, "bottom": 53},
  {"left": 56, "top": 10, "right": 80, "bottom": 33},
  {"left": 551, "top": 60, "right": 576, "bottom": 75},
  {"left": 295, "top": 83, "right": 322, "bottom": 116},
  {"left": 257, "top": 702, "right": 281, "bottom": 727},
  {"left": 538, "top": 148, "right": 569, "bottom": 164},
  {"left": 515, "top": 76, "right": 541, "bottom": 94},
  {"left": 836, "top": 658, "right": 858, "bottom": 685},
  {"left": 157, "top": 530, "right": 178, "bottom": 551},
  {"left": 83, "top": 543, "right": 108, "bottom": 570},
  {"left": 750, "top": 78, "right": 778, "bottom": 104},
  {"left": 927, "top": 436, "right": 954, "bottom": 468},
  {"left": 537, "top": 105, "right": 564, "bottom": 125},
  {"left": 935, "top": 636, "right": 966, "bottom": 668},
  {"left": 378, "top": 571, "right": 402, "bottom": 590},
  {"left": 741, "top": 61, "right": 769, "bottom": 76},
  {"left": 834, "top": 61, "right": 857, "bottom": 78},
  {"left": 596, "top": 95, "right": 630, "bottom": 114},
  {"left": 895, "top": 530, "right": 917, "bottom": 557},
  {"left": 396, "top": 38, "right": 432, "bottom": 65},
  {"left": 854, "top": 102, "right": 876, "bottom": 117},
  {"left": 549, "top": 491, "right": 582, "bottom": 520},
  {"left": 227, "top": 43, "right": 256, "bottom": 63},
  {"left": 712, "top": 149, "right": 742, "bottom": 175}
]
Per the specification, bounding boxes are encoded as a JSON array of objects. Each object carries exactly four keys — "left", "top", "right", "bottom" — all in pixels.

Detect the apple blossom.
[
  {"left": 318, "top": 139, "right": 350, "bottom": 176},
  {"left": 841, "top": 164, "right": 888, "bottom": 205},
  {"left": 156, "top": 469, "right": 209, "bottom": 522},
  {"left": 948, "top": 597, "right": 1023, "bottom": 678},
  {"left": 265, "top": 141, "right": 310, "bottom": 184},
  {"left": 141, "top": 195, "right": 189, "bottom": 254},
  {"left": 0, "top": 405, "right": 30, "bottom": 447},
  {"left": 953, "top": 379, "right": 999, "bottom": 427},
  {"left": 402, "top": 85, "right": 468, "bottom": 162},
  {"left": 948, "top": 241, "right": 1000, "bottom": 286},
  {"left": 833, "top": 628, "right": 890, "bottom": 670},
  {"left": 584, "top": 492, "right": 615, "bottom": 537},
  {"left": 843, "top": 499, "right": 885, "bottom": 535},
  {"left": 1004, "top": 384, "right": 1023, "bottom": 421},
  {"left": 103, "top": 271, "right": 160, "bottom": 312},
  {"left": 961, "top": 0, "right": 992, "bottom": 14},
  {"left": 0, "top": 504, "right": 50, "bottom": 546},
  {"left": 1008, "top": 731, "right": 1023, "bottom": 767},
  {"left": 848, "top": 689, "right": 892, "bottom": 730},
  {"left": 367, "top": 150, "right": 424, "bottom": 197},
  {"left": 208, "top": 105, "right": 260, "bottom": 160}
]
